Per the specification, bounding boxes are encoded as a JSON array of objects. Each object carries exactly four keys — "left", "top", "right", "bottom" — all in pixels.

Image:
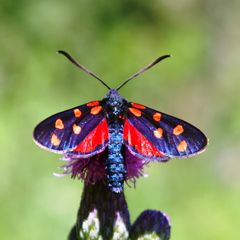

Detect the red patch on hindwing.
[
  {"left": 123, "top": 119, "right": 165, "bottom": 159},
  {"left": 73, "top": 119, "right": 108, "bottom": 154}
]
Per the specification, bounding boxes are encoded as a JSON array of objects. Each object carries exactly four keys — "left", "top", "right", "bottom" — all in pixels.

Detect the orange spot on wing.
[
  {"left": 73, "top": 124, "right": 81, "bottom": 135},
  {"left": 177, "top": 140, "right": 187, "bottom": 152},
  {"left": 73, "top": 109, "right": 82, "bottom": 118},
  {"left": 55, "top": 119, "right": 64, "bottom": 129},
  {"left": 154, "top": 128, "right": 163, "bottom": 138},
  {"left": 173, "top": 125, "right": 184, "bottom": 135},
  {"left": 131, "top": 103, "right": 146, "bottom": 109},
  {"left": 87, "top": 101, "right": 99, "bottom": 107},
  {"left": 129, "top": 107, "right": 142, "bottom": 117},
  {"left": 153, "top": 112, "right": 161, "bottom": 122},
  {"left": 91, "top": 106, "right": 102, "bottom": 115},
  {"left": 51, "top": 133, "right": 60, "bottom": 146}
]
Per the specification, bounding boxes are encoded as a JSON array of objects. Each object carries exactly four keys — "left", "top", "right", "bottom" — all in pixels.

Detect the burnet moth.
[{"left": 33, "top": 51, "right": 208, "bottom": 193}]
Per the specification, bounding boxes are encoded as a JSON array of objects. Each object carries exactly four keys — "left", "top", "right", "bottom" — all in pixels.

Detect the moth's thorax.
[{"left": 103, "top": 89, "right": 127, "bottom": 118}]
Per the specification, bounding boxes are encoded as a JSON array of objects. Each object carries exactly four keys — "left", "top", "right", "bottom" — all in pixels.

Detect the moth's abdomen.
[{"left": 106, "top": 121, "right": 126, "bottom": 193}]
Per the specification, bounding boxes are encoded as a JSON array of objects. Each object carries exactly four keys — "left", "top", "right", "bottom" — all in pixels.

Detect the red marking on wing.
[
  {"left": 177, "top": 140, "right": 187, "bottom": 152},
  {"left": 73, "top": 108, "right": 82, "bottom": 118},
  {"left": 131, "top": 102, "right": 146, "bottom": 109},
  {"left": 123, "top": 119, "right": 165, "bottom": 158},
  {"left": 87, "top": 101, "right": 100, "bottom": 107},
  {"left": 55, "top": 119, "right": 64, "bottom": 129},
  {"left": 173, "top": 124, "right": 184, "bottom": 135},
  {"left": 129, "top": 107, "right": 142, "bottom": 117},
  {"left": 74, "top": 119, "right": 108, "bottom": 154},
  {"left": 91, "top": 106, "right": 102, "bottom": 115},
  {"left": 153, "top": 112, "right": 161, "bottom": 122}
]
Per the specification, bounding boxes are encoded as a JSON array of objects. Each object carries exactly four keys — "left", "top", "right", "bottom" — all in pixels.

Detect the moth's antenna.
[
  {"left": 58, "top": 50, "right": 111, "bottom": 90},
  {"left": 116, "top": 54, "right": 171, "bottom": 91}
]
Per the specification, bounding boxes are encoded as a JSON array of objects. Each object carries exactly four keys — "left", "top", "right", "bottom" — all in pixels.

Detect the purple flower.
[
  {"left": 62, "top": 152, "right": 107, "bottom": 184},
  {"left": 57, "top": 149, "right": 147, "bottom": 186}
]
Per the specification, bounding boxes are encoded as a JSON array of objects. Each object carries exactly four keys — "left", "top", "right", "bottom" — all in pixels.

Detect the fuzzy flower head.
[{"left": 58, "top": 149, "right": 147, "bottom": 187}]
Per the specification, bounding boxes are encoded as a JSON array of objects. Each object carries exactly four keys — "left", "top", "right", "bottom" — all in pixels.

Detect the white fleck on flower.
[
  {"left": 112, "top": 212, "right": 129, "bottom": 240},
  {"left": 82, "top": 220, "right": 89, "bottom": 233},
  {"left": 137, "top": 232, "right": 161, "bottom": 240},
  {"left": 79, "top": 209, "right": 102, "bottom": 239}
]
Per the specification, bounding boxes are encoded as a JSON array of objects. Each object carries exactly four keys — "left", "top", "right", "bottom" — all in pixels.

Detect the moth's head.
[
  {"left": 105, "top": 89, "right": 123, "bottom": 103},
  {"left": 103, "top": 89, "right": 126, "bottom": 115}
]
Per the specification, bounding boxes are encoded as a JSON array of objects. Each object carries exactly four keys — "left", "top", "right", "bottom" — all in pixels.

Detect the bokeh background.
[{"left": 1, "top": 0, "right": 240, "bottom": 239}]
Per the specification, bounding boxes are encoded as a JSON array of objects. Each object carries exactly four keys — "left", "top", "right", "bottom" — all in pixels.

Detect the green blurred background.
[{"left": 1, "top": 0, "right": 240, "bottom": 239}]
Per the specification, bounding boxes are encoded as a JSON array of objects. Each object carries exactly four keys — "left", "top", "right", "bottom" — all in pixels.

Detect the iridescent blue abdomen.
[{"left": 106, "top": 121, "right": 126, "bottom": 193}]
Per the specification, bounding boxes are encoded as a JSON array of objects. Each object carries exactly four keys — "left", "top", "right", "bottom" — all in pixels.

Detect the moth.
[{"left": 33, "top": 51, "right": 208, "bottom": 193}]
